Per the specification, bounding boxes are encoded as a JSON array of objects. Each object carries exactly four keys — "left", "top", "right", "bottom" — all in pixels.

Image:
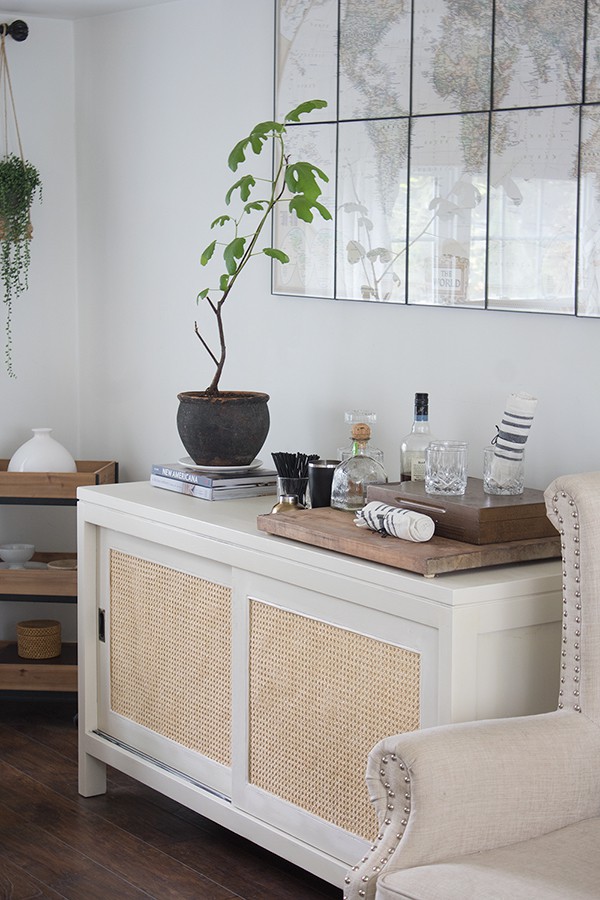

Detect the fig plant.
[{"left": 197, "top": 99, "right": 331, "bottom": 393}]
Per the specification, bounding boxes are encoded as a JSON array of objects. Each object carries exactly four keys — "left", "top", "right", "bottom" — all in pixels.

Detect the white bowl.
[{"left": 0, "top": 543, "right": 35, "bottom": 566}]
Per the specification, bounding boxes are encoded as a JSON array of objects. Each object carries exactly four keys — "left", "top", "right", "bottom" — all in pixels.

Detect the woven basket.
[{"left": 17, "top": 619, "right": 61, "bottom": 659}]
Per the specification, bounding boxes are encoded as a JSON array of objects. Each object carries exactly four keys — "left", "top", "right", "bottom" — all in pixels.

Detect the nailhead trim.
[
  {"left": 345, "top": 751, "right": 411, "bottom": 898},
  {"left": 553, "top": 488, "right": 583, "bottom": 715}
]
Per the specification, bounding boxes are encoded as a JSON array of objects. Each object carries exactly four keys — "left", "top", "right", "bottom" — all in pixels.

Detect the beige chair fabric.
[{"left": 345, "top": 472, "right": 600, "bottom": 900}]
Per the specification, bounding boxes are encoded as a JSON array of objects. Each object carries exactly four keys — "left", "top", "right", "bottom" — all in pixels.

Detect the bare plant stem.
[{"left": 197, "top": 134, "right": 288, "bottom": 395}]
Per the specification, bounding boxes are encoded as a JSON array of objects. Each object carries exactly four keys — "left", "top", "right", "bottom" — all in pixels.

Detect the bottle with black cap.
[{"left": 400, "top": 393, "right": 435, "bottom": 482}]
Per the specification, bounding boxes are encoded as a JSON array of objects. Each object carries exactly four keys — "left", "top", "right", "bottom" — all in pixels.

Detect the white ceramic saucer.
[{"left": 177, "top": 457, "right": 263, "bottom": 474}]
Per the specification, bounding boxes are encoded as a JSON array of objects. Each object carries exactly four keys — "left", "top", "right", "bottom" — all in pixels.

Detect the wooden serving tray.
[{"left": 257, "top": 507, "right": 561, "bottom": 577}]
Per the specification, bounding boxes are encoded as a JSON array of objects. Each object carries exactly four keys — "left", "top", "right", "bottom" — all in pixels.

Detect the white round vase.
[{"left": 8, "top": 428, "right": 77, "bottom": 473}]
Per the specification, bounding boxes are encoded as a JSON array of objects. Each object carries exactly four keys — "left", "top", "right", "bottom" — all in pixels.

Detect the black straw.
[{"left": 271, "top": 452, "right": 319, "bottom": 479}]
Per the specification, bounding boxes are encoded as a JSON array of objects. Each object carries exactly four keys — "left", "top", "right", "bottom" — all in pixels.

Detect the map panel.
[
  {"left": 487, "top": 106, "right": 579, "bottom": 313},
  {"left": 585, "top": 0, "right": 600, "bottom": 102},
  {"left": 339, "top": 0, "right": 411, "bottom": 120},
  {"left": 336, "top": 119, "right": 409, "bottom": 302},
  {"left": 408, "top": 112, "right": 488, "bottom": 307},
  {"left": 412, "top": 0, "right": 493, "bottom": 115},
  {"left": 275, "top": 0, "right": 600, "bottom": 318},
  {"left": 275, "top": 0, "right": 338, "bottom": 122},
  {"left": 272, "top": 123, "right": 336, "bottom": 298},
  {"left": 577, "top": 106, "right": 600, "bottom": 316},
  {"left": 493, "top": 0, "right": 584, "bottom": 109}
]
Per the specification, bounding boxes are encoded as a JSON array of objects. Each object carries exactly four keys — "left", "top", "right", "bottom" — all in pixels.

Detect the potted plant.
[
  {"left": 0, "top": 153, "right": 41, "bottom": 377},
  {"left": 177, "top": 99, "right": 331, "bottom": 467}
]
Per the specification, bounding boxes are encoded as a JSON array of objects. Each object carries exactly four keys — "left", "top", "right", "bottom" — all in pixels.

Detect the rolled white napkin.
[
  {"left": 491, "top": 391, "right": 538, "bottom": 485},
  {"left": 355, "top": 501, "right": 435, "bottom": 543}
]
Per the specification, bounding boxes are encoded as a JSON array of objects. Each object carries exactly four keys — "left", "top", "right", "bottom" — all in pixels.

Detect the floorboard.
[{"left": 0, "top": 697, "right": 343, "bottom": 900}]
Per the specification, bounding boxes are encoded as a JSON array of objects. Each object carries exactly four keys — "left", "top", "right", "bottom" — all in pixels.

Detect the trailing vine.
[{"left": 0, "top": 153, "right": 41, "bottom": 376}]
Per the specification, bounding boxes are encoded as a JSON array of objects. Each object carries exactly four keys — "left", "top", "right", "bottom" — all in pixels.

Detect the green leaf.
[
  {"left": 288, "top": 195, "right": 331, "bottom": 224},
  {"left": 197, "top": 288, "right": 210, "bottom": 301},
  {"left": 219, "top": 274, "right": 230, "bottom": 291},
  {"left": 251, "top": 120, "right": 284, "bottom": 140},
  {"left": 285, "top": 99, "right": 327, "bottom": 122},
  {"left": 211, "top": 215, "right": 231, "bottom": 228},
  {"left": 223, "top": 236, "right": 246, "bottom": 275},
  {"left": 244, "top": 201, "right": 266, "bottom": 214},
  {"left": 228, "top": 121, "right": 285, "bottom": 170},
  {"left": 225, "top": 175, "right": 256, "bottom": 205},
  {"left": 285, "top": 161, "right": 329, "bottom": 201},
  {"left": 263, "top": 248, "right": 290, "bottom": 264},
  {"left": 250, "top": 133, "right": 265, "bottom": 154},
  {"left": 200, "top": 240, "right": 217, "bottom": 266},
  {"left": 228, "top": 138, "right": 251, "bottom": 171},
  {"left": 248, "top": 122, "right": 284, "bottom": 155}
]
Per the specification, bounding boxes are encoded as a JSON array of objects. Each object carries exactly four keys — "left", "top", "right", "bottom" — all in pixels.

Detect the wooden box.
[
  {"left": 0, "top": 460, "right": 118, "bottom": 502},
  {"left": 366, "top": 477, "right": 557, "bottom": 545}
]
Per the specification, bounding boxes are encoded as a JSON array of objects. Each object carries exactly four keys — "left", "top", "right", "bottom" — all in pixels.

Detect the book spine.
[
  {"left": 151, "top": 464, "right": 277, "bottom": 488},
  {"left": 151, "top": 465, "right": 212, "bottom": 486},
  {"left": 150, "top": 474, "right": 276, "bottom": 501},
  {"left": 151, "top": 474, "right": 212, "bottom": 498}
]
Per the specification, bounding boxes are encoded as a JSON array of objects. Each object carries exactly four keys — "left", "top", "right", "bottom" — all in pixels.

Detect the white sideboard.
[{"left": 77, "top": 482, "right": 562, "bottom": 887}]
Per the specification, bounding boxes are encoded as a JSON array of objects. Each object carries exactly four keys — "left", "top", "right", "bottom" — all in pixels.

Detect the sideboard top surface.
[{"left": 77, "top": 481, "right": 561, "bottom": 604}]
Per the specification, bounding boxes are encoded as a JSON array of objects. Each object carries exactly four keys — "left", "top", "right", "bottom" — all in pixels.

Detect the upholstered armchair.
[{"left": 345, "top": 472, "right": 600, "bottom": 900}]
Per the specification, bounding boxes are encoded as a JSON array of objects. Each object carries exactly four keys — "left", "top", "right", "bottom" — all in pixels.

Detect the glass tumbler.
[
  {"left": 277, "top": 476, "right": 308, "bottom": 507},
  {"left": 483, "top": 446, "right": 525, "bottom": 495},
  {"left": 425, "top": 441, "right": 468, "bottom": 495}
]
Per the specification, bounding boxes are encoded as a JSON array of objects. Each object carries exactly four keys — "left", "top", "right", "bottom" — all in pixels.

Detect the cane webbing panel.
[
  {"left": 248, "top": 600, "right": 421, "bottom": 839},
  {"left": 109, "top": 550, "right": 231, "bottom": 766}
]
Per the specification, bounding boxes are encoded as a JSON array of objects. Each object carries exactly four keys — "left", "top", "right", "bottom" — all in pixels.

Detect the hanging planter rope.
[{"left": 0, "top": 24, "right": 41, "bottom": 377}]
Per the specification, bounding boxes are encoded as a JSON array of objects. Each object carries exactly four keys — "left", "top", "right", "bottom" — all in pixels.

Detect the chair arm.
[{"left": 345, "top": 710, "right": 600, "bottom": 900}]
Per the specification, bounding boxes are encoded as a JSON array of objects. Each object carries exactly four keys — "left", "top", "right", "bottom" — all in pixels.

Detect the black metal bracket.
[{"left": 0, "top": 20, "right": 28, "bottom": 42}]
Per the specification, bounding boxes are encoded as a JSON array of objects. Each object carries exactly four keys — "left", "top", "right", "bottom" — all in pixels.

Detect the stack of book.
[{"left": 150, "top": 462, "right": 278, "bottom": 501}]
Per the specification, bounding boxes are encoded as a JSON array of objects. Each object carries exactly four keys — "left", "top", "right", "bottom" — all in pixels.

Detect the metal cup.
[{"left": 308, "top": 459, "right": 340, "bottom": 508}]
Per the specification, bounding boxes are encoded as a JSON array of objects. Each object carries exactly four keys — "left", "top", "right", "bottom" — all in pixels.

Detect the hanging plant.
[
  {"left": 0, "top": 24, "right": 41, "bottom": 377},
  {"left": 0, "top": 153, "right": 41, "bottom": 376}
]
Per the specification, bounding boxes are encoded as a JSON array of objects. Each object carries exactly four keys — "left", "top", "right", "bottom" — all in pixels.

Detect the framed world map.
[{"left": 273, "top": 0, "right": 600, "bottom": 317}]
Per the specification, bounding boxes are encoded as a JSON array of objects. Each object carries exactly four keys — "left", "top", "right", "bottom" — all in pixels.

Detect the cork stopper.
[{"left": 351, "top": 422, "right": 371, "bottom": 441}]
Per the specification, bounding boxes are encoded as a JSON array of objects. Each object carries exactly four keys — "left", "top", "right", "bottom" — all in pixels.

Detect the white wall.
[
  {"left": 2, "top": 0, "right": 600, "bottom": 498},
  {"left": 0, "top": 12, "right": 78, "bottom": 636},
  {"left": 0, "top": 13, "right": 78, "bottom": 469},
  {"left": 0, "top": 0, "right": 595, "bottom": 642},
  {"left": 72, "top": 0, "right": 600, "bottom": 491}
]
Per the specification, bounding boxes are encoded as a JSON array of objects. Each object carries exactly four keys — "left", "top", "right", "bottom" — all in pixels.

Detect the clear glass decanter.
[
  {"left": 331, "top": 423, "right": 387, "bottom": 511},
  {"left": 337, "top": 410, "right": 384, "bottom": 466}
]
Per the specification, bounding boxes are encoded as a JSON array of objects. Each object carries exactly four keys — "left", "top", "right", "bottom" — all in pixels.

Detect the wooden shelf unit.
[
  {"left": 0, "top": 460, "right": 118, "bottom": 503},
  {"left": 0, "top": 640, "right": 77, "bottom": 691},
  {"left": 0, "top": 461, "right": 117, "bottom": 691}
]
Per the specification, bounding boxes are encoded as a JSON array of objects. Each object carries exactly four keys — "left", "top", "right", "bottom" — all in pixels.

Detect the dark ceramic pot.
[{"left": 176, "top": 391, "right": 270, "bottom": 467}]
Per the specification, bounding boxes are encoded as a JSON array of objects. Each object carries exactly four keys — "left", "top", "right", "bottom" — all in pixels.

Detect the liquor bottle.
[
  {"left": 331, "top": 422, "right": 387, "bottom": 511},
  {"left": 400, "top": 393, "right": 435, "bottom": 482}
]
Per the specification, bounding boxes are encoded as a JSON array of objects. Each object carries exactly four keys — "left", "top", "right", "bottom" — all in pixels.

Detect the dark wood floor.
[{"left": 0, "top": 696, "right": 343, "bottom": 899}]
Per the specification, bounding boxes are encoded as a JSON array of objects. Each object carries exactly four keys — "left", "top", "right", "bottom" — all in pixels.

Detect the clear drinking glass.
[
  {"left": 425, "top": 441, "right": 468, "bottom": 495},
  {"left": 277, "top": 476, "right": 308, "bottom": 507},
  {"left": 483, "top": 446, "right": 525, "bottom": 495}
]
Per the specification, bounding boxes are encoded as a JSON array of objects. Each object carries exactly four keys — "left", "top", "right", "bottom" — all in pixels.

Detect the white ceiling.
[{"left": 3, "top": 0, "right": 178, "bottom": 20}]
